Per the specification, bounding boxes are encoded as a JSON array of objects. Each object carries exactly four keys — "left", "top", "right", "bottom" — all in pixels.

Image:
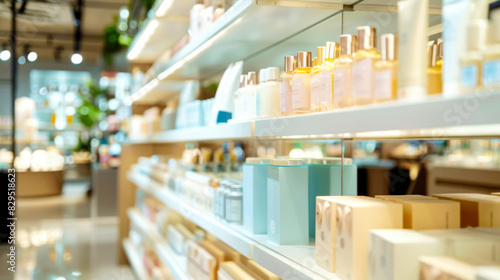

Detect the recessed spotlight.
[
  {"left": 71, "top": 53, "right": 82, "bottom": 65},
  {"left": 27, "top": 51, "right": 37, "bottom": 62}
]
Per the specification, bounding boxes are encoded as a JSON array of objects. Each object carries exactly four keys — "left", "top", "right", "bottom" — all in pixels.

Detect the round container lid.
[
  {"left": 245, "top": 157, "right": 273, "bottom": 164},
  {"left": 271, "top": 159, "right": 304, "bottom": 166}
]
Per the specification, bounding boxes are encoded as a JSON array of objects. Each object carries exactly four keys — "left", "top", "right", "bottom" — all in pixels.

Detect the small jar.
[{"left": 225, "top": 183, "right": 243, "bottom": 224}]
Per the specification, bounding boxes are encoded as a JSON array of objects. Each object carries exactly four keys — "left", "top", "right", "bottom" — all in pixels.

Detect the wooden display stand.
[{"left": 17, "top": 170, "right": 64, "bottom": 197}]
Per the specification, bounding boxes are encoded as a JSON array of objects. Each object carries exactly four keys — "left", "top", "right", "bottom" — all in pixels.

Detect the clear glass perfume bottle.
[
  {"left": 292, "top": 51, "right": 312, "bottom": 115},
  {"left": 352, "top": 26, "right": 380, "bottom": 106},
  {"left": 460, "top": 20, "right": 488, "bottom": 94},
  {"left": 280, "top": 56, "right": 296, "bottom": 116},
  {"left": 311, "top": 47, "right": 326, "bottom": 112},
  {"left": 374, "top": 34, "right": 398, "bottom": 103},
  {"left": 427, "top": 40, "right": 442, "bottom": 95},
  {"left": 320, "top": 42, "right": 340, "bottom": 111},
  {"left": 334, "top": 35, "right": 358, "bottom": 109}
]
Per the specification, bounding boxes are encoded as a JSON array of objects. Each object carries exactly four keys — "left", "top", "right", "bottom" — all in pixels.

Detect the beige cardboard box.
[
  {"left": 335, "top": 197, "right": 403, "bottom": 280},
  {"left": 400, "top": 199, "right": 460, "bottom": 230},
  {"left": 433, "top": 193, "right": 500, "bottom": 227}
]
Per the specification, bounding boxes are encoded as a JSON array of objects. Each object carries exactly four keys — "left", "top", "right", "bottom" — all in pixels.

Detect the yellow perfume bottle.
[
  {"left": 319, "top": 42, "right": 339, "bottom": 111},
  {"left": 292, "top": 51, "right": 312, "bottom": 115},
  {"left": 427, "top": 40, "right": 442, "bottom": 95},
  {"left": 460, "top": 20, "right": 488, "bottom": 94},
  {"left": 334, "top": 35, "right": 357, "bottom": 109},
  {"left": 311, "top": 47, "right": 326, "bottom": 112},
  {"left": 352, "top": 26, "right": 380, "bottom": 106},
  {"left": 374, "top": 34, "right": 398, "bottom": 102},
  {"left": 280, "top": 56, "right": 296, "bottom": 116}
]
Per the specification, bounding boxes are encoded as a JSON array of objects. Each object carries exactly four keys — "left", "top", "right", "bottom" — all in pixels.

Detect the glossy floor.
[{"left": 0, "top": 181, "right": 136, "bottom": 280}]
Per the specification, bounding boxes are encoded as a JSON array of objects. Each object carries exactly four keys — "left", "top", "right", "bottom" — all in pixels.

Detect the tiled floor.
[{"left": 0, "top": 182, "right": 136, "bottom": 280}]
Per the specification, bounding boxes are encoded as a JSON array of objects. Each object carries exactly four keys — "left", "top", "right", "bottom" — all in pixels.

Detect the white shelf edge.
[
  {"left": 128, "top": 208, "right": 191, "bottom": 280},
  {"left": 123, "top": 238, "right": 149, "bottom": 280},
  {"left": 127, "top": 171, "right": 341, "bottom": 280}
]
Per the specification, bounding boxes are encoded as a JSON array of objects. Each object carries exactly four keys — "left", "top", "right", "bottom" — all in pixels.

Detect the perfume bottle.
[
  {"left": 246, "top": 71, "right": 259, "bottom": 119},
  {"left": 311, "top": 46, "right": 326, "bottom": 112},
  {"left": 334, "top": 35, "right": 357, "bottom": 109},
  {"left": 374, "top": 34, "right": 398, "bottom": 103},
  {"left": 233, "top": 74, "right": 247, "bottom": 120},
  {"left": 292, "top": 51, "right": 312, "bottom": 115},
  {"left": 320, "top": 42, "right": 340, "bottom": 111},
  {"left": 427, "top": 41, "right": 442, "bottom": 95},
  {"left": 352, "top": 26, "right": 380, "bottom": 106},
  {"left": 280, "top": 56, "right": 296, "bottom": 116},
  {"left": 460, "top": 20, "right": 488, "bottom": 93}
]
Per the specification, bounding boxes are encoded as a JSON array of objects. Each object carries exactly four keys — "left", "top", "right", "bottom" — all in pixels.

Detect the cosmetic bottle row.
[
  {"left": 133, "top": 193, "right": 280, "bottom": 280},
  {"left": 189, "top": 0, "right": 233, "bottom": 40},
  {"left": 315, "top": 194, "right": 500, "bottom": 280}
]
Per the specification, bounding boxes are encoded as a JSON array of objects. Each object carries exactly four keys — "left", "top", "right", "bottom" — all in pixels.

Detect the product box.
[
  {"left": 306, "top": 158, "right": 357, "bottom": 237},
  {"left": 432, "top": 193, "right": 500, "bottom": 227},
  {"left": 375, "top": 194, "right": 438, "bottom": 202},
  {"left": 243, "top": 158, "right": 272, "bottom": 234},
  {"left": 218, "top": 262, "right": 255, "bottom": 280},
  {"left": 422, "top": 228, "right": 500, "bottom": 264},
  {"left": 335, "top": 197, "right": 403, "bottom": 280},
  {"left": 167, "top": 224, "right": 194, "bottom": 256},
  {"left": 419, "top": 256, "right": 476, "bottom": 280},
  {"left": 399, "top": 199, "right": 460, "bottom": 230},
  {"left": 368, "top": 229, "right": 445, "bottom": 280},
  {"left": 315, "top": 196, "right": 365, "bottom": 272},
  {"left": 187, "top": 240, "right": 218, "bottom": 280},
  {"left": 267, "top": 159, "right": 309, "bottom": 245}
]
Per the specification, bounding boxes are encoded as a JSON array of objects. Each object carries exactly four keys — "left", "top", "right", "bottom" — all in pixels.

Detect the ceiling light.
[
  {"left": 0, "top": 43, "right": 10, "bottom": 61},
  {"left": 119, "top": 7, "right": 129, "bottom": 19},
  {"left": 18, "top": 56, "right": 26, "bottom": 65},
  {"left": 71, "top": 53, "right": 82, "bottom": 65},
  {"left": 27, "top": 51, "right": 37, "bottom": 62}
]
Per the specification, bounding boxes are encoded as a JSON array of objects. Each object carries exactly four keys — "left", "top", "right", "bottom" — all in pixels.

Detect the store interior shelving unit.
[{"left": 121, "top": 0, "right": 500, "bottom": 279}]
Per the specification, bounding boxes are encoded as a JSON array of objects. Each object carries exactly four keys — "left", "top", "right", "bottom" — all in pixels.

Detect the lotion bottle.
[
  {"left": 292, "top": 51, "right": 312, "bottom": 115},
  {"left": 352, "top": 26, "right": 380, "bottom": 106},
  {"left": 334, "top": 35, "right": 357, "bottom": 109},
  {"left": 260, "top": 67, "right": 281, "bottom": 118}
]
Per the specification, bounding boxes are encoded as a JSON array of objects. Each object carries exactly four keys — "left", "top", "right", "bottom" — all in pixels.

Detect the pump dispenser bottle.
[
  {"left": 311, "top": 46, "right": 326, "bottom": 112},
  {"left": 427, "top": 41, "right": 442, "bottom": 95},
  {"left": 352, "top": 26, "right": 380, "bottom": 106},
  {"left": 320, "top": 42, "right": 340, "bottom": 111},
  {"left": 233, "top": 74, "right": 248, "bottom": 120},
  {"left": 374, "top": 34, "right": 398, "bottom": 103},
  {"left": 334, "top": 35, "right": 357, "bottom": 109},
  {"left": 460, "top": 20, "right": 488, "bottom": 93},
  {"left": 292, "top": 51, "right": 312, "bottom": 115},
  {"left": 280, "top": 56, "right": 296, "bottom": 116}
]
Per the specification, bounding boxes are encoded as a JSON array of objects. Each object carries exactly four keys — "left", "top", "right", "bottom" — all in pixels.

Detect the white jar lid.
[{"left": 245, "top": 157, "right": 273, "bottom": 164}]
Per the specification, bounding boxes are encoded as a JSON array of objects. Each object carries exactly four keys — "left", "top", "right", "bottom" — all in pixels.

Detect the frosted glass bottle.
[
  {"left": 292, "top": 51, "right": 312, "bottom": 115},
  {"left": 352, "top": 26, "right": 380, "bottom": 106},
  {"left": 334, "top": 34, "right": 357, "bottom": 109}
]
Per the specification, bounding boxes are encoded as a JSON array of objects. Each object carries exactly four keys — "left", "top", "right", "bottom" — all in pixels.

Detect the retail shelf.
[
  {"left": 127, "top": 0, "right": 195, "bottom": 63},
  {"left": 123, "top": 238, "right": 149, "bottom": 280},
  {"left": 254, "top": 94, "right": 500, "bottom": 140},
  {"left": 127, "top": 208, "right": 190, "bottom": 280},
  {"left": 130, "top": 79, "right": 189, "bottom": 105},
  {"left": 128, "top": 171, "right": 341, "bottom": 280},
  {"left": 128, "top": 121, "right": 254, "bottom": 144}
]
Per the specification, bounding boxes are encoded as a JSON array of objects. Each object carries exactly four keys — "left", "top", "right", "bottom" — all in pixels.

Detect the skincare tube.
[{"left": 397, "top": 0, "right": 428, "bottom": 99}]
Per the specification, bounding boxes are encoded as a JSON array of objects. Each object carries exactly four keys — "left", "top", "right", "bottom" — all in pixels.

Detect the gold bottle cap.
[
  {"left": 436, "top": 38, "right": 443, "bottom": 60},
  {"left": 340, "top": 34, "right": 358, "bottom": 56},
  {"left": 296, "top": 51, "right": 312, "bottom": 68},
  {"left": 380, "top": 33, "right": 398, "bottom": 61},
  {"left": 325, "top": 42, "right": 340, "bottom": 60},
  {"left": 427, "top": 41, "right": 437, "bottom": 67},
  {"left": 247, "top": 71, "right": 258, "bottom": 85},
  {"left": 357, "top": 26, "right": 377, "bottom": 50},
  {"left": 239, "top": 74, "right": 247, "bottom": 88},
  {"left": 284, "top": 56, "right": 296, "bottom": 72},
  {"left": 317, "top": 46, "right": 326, "bottom": 65},
  {"left": 312, "top": 57, "right": 317, "bottom": 67}
]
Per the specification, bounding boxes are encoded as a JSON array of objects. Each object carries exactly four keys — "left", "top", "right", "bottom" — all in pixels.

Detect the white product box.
[
  {"left": 368, "top": 229, "right": 445, "bottom": 280},
  {"left": 335, "top": 197, "right": 403, "bottom": 280}
]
